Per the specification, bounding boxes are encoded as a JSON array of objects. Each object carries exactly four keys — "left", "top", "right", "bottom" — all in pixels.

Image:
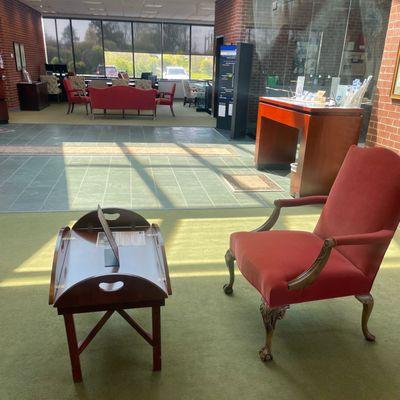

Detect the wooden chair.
[
  {"left": 156, "top": 83, "right": 176, "bottom": 117},
  {"left": 224, "top": 145, "right": 400, "bottom": 361}
]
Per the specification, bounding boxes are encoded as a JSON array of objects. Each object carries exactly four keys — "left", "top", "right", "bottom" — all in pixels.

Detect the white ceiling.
[{"left": 20, "top": 0, "right": 215, "bottom": 23}]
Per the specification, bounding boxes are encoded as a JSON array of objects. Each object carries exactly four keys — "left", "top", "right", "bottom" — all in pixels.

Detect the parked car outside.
[
  {"left": 96, "top": 65, "right": 119, "bottom": 78},
  {"left": 163, "top": 67, "right": 189, "bottom": 80}
]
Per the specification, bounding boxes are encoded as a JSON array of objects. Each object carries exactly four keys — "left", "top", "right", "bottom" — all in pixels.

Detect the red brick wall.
[
  {"left": 215, "top": 0, "right": 254, "bottom": 43},
  {"left": 366, "top": 0, "right": 400, "bottom": 153},
  {"left": 0, "top": 0, "right": 46, "bottom": 108}
]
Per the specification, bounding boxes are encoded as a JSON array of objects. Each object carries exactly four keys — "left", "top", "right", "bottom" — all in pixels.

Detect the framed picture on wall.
[
  {"left": 20, "top": 44, "right": 26, "bottom": 69},
  {"left": 14, "top": 42, "right": 22, "bottom": 71},
  {"left": 390, "top": 42, "right": 400, "bottom": 100}
]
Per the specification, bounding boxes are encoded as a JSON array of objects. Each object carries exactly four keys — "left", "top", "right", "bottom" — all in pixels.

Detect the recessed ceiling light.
[
  {"left": 144, "top": 3, "right": 163, "bottom": 7},
  {"left": 84, "top": 1, "right": 103, "bottom": 4},
  {"left": 89, "top": 7, "right": 105, "bottom": 10}
]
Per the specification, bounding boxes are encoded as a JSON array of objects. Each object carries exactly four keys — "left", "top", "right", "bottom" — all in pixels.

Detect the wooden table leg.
[
  {"left": 152, "top": 305, "right": 161, "bottom": 371},
  {"left": 63, "top": 314, "right": 83, "bottom": 383}
]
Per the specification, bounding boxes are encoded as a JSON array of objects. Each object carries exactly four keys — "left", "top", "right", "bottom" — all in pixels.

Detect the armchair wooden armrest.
[
  {"left": 159, "top": 91, "right": 173, "bottom": 98},
  {"left": 274, "top": 196, "right": 328, "bottom": 208},
  {"left": 254, "top": 196, "right": 328, "bottom": 232},
  {"left": 69, "top": 88, "right": 87, "bottom": 97},
  {"left": 288, "top": 230, "right": 394, "bottom": 291}
]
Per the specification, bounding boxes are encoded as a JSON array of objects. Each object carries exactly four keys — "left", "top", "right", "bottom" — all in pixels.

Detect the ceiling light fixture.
[{"left": 144, "top": 4, "right": 163, "bottom": 7}]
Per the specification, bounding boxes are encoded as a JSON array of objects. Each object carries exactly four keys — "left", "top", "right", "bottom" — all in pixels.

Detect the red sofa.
[{"left": 88, "top": 86, "right": 157, "bottom": 119}]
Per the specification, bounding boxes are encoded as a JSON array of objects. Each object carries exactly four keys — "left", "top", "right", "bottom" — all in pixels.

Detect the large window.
[
  {"left": 43, "top": 18, "right": 58, "bottom": 64},
  {"left": 57, "top": 19, "right": 74, "bottom": 71},
  {"left": 133, "top": 22, "right": 162, "bottom": 78},
  {"left": 42, "top": 18, "right": 214, "bottom": 80},
  {"left": 191, "top": 25, "right": 214, "bottom": 80},
  {"left": 191, "top": 55, "right": 213, "bottom": 80},
  {"left": 191, "top": 25, "right": 213, "bottom": 55},
  {"left": 71, "top": 19, "right": 104, "bottom": 75},
  {"left": 103, "top": 21, "right": 133, "bottom": 77},
  {"left": 162, "top": 24, "right": 190, "bottom": 79}
]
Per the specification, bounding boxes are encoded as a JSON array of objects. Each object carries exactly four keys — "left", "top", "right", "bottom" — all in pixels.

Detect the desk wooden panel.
[
  {"left": 0, "top": 100, "right": 8, "bottom": 123},
  {"left": 255, "top": 97, "right": 363, "bottom": 197},
  {"left": 17, "top": 82, "right": 49, "bottom": 111}
]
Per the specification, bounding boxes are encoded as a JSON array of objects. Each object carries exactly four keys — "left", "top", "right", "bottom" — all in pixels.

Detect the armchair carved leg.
[
  {"left": 355, "top": 294, "right": 376, "bottom": 342},
  {"left": 259, "top": 301, "right": 289, "bottom": 361},
  {"left": 223, "top": 249, "right": 235, "bottom": 295}
]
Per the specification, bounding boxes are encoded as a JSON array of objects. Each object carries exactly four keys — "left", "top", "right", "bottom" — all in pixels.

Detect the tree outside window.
[
  {"left": 103, "top": 21, "right": 133, "bottom": 77},
  {"left": 71, "top": 20, "right": 104, "bottom": 75}
]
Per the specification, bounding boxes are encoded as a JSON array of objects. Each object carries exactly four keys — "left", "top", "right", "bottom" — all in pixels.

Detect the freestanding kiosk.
[{"left": 216, "top": 43, "right": 253, "bottom": 139}]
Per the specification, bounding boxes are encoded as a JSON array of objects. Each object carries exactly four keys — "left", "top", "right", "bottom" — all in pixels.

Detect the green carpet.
[{"left": 0, "top": 207, "right": 399, "bottom": 400}]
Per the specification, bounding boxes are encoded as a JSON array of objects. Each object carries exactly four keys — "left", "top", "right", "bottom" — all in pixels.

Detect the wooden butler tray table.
[{"left": 49, "top": 208, "right": 172, "bottom": 383}]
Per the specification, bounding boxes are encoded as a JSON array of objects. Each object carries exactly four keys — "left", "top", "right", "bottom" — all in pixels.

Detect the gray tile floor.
[{"left": 0, "top": 124, "right": 291, "bottom": 212}]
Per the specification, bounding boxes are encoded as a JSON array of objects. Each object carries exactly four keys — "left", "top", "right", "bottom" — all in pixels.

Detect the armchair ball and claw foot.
[
  {"left": 223, "top": 250, "right": 235, "bottom": 295},
  {"left": 223, "top": 146, "right": 400, "bottom": 362}
]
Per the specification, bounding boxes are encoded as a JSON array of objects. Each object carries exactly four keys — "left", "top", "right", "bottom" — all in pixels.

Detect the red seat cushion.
[
  {"left": 71, "top": 95, "right": 90, "bottom": 104},
  {"left": 156, "top": 97, "right": 171, "bottom": 105},
  {"left": 230, "top": 231, "right": 371, "bottom": 308}
]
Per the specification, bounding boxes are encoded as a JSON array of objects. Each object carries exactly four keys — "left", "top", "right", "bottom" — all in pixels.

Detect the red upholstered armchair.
[
  {"left": 156, "top": 83, "right": 176, "bottom": 116},
  {"left": 224, "top": 146, "right": 400, "bottom": 361},
  {"left": 63, "top": 78, "right": 91, "bottom": 115}
]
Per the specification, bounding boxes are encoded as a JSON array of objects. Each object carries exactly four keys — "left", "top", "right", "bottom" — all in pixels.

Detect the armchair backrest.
[
  {"left": 135, "top": 79, "right": 152, "bottom": 90},
  {"left": 118, "top": 71, "right": 129, "bottom": 79},
  {"left": 182, "top": 80, "right": 191, "bottom": 97},
  {"left": 112, "top": 79, "right": 129, "bottom": 86},
  {"left": 69, "top": 75, "right": 86, "bottom": 91},
  {"left": 40, "top": 75, "right": 60, "bottom": 94},
  {"left": 89, "top": 79, "right": 108, "bottom": 88},
  {"left": 62, "top": 78, "right": 74, "bottom": 101},
  {"left": 169, "top": 83, "right": 176, "bottom": 101},
  {"left": 314, "top": 145, "right": 400, "bottom": 279}
]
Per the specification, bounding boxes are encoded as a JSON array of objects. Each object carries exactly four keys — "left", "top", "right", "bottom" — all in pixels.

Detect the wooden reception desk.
[{"left": 255, "top": 97, "right": 363, "bottom": 197}]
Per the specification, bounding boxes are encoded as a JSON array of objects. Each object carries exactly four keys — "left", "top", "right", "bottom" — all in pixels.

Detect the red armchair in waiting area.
[
  {"left": 224, "top": 145, "right": 400, "bottom": 361},
  {"left": 63, "top": 78, "right": 91, "bottom": 115},
  {"left": 156, "top": 83, "right": 176, "bottom": 116}
]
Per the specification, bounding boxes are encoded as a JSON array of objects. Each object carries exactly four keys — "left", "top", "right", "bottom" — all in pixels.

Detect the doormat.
[
  {"left": 223, "top": 173, "right": 284, "bottom": 192},
  {"left": 0, "top": 128, "right": 15, "bottom": 134},
  {"left": 0, "top": 144, "right": 238, "bottom": 157}
]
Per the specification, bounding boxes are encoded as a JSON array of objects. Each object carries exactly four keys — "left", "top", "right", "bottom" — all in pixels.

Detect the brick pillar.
[
  {"left": 215, "top": 0, "right": 257, "bottom": 133},
  {"left": 0, "top": 0, "right": 46, "bottom": 108},
  {"left": 366, "top": 0, "right": 400, "bottom": 152}
]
